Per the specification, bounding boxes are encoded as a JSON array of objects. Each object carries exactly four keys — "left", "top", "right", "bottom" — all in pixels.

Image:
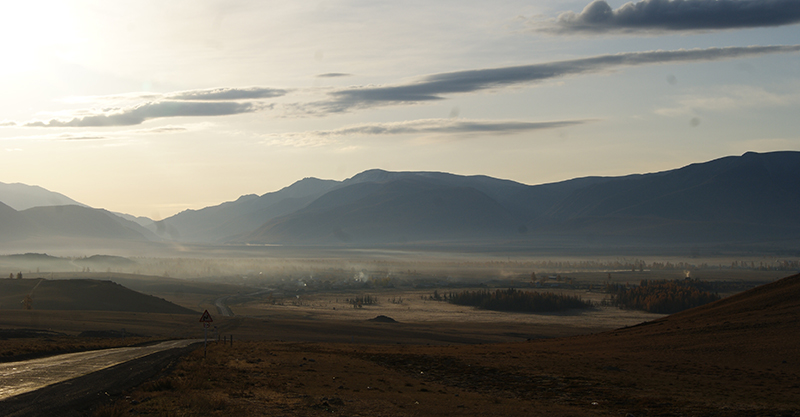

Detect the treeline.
[
  {"left": 436, "top": 288, "right": 592, "bottom": 313},
  {"left": 604, "top": 279, "right": 720, "bottom": 314},
  {"left": 346, "top": 295, "right": 377, "bottom": 308}
]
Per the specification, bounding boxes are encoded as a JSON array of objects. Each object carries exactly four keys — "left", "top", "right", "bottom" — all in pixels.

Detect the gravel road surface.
[{"left": 0, "top": 339, "right": 200, "bottom": 416}]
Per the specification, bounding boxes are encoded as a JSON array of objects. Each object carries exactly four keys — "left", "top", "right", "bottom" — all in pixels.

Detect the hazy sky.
[{"left": 1, "top": 0, "right": 798, "bottom": 219}]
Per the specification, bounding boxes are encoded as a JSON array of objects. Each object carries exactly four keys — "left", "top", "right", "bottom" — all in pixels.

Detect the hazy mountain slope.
[
  {"left": 0, "top": 253, "right": 76, "bottom": 273},
  {"left": 229, "top": 151, "right": 800, "bottom": 246},
  {"left": 157, "top": 177, "right": 339, "bottom": 241},
  {"left": 73, "top": 255, "right": 139, "bottom": 271},
  {"left": 204, "top": 192, "right": 329, "bottom": 241},
  {"left": 0, "top": 201, "right": 34, "bottom": 239},
  {"left": 0, "top": 181, "right": 87, "bottom": 211},
  {"left": 4, "top": 151, "right": 796, "bottom": 249},
  {"left": 21, "top": 205, "right": 157, "bottom": 240},
  {"left": 539, "top": 151, "right": 800, "bottom": 241},
  {"left": 239, "top": 178, "right": 522, "bottom": 244},
  {"left": 153, "top": 168, "right": 606, "bottom": 244},
  {"left": 0, "top": 205, "right": 158, "bottom": 244},
  {"left": 113, "top": 212, "right": 157, "bottom": 229},
  {"left": 0, "top": 180, "right": 159, "bottom": 229},
  {"left": 326, "top": 169, "right": 611, "bottom": 223}
]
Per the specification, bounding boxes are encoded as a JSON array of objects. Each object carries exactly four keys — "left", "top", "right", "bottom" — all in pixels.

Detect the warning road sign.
[{"left": 199, "top": 309, "right": 213, "bottom": 323}]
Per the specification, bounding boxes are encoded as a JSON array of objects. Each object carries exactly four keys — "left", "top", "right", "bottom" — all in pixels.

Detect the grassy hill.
[{"left": 0, "top": 278, "right": 196, "bottom": 314}]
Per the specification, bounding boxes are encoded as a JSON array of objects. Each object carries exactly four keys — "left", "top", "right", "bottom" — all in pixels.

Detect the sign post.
[{"left": 199, "top": 309, "right": 214, "bottom": 357}]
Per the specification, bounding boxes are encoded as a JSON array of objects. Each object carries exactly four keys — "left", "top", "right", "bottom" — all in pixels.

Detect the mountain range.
[{"left": 1, "top": 151, "right": 798, "bottom": 253}]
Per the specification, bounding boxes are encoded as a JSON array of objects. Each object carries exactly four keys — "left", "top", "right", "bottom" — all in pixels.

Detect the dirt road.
[{"left": 0, "top": 340, "right": 200, "bottom": 417}]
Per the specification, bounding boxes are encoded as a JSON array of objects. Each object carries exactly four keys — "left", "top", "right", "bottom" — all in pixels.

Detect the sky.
[{"left": 1, "top": 0, "right": 799, "bottom": 219}]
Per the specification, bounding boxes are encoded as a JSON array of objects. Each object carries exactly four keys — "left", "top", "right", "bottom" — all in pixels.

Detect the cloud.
[
  {"left": 2, "top": 123, "right": 203, "bottom": 143},
  {"left": 23, "top": 101, "right": 259, "bottom": 128},
  {"left": 17, "top": 86, "right": 286, "bottom": 127},
  {"left": 127, "top": 126, "right": 191, "bottom": 134},
  {"left": 542, "top": 0, "right": 800, "bottom": 34},
  {"left": 61, "top": 87, "right": 288, "bottom": 104},
  {"left": 303, "top": 118, "right": 590, "bottom": 136},
  {"left": 266, "top": 118, "right": 589, "bottom": 147},
  {"left": 4, "top": 132, "right": 108, "bottom": 141},
  {"left": 311, "top": 45, "right": 800, "bottom": 113},
  {"left": 316, "top": 73, "right": 352, "bottom": 78},
  {"left": 166, "top": 87, "right": 288, "bottom": 101},
  {"left": 58, "top": 92, "right": 164, "bottom": 104},
  {"left": 58, "top": 133, "right": 108, "bottom": 140}
]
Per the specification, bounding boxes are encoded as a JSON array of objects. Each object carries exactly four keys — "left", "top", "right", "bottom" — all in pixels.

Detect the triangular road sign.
[{"left": 199, "top": 309, "right": 213, "bottom": 323}]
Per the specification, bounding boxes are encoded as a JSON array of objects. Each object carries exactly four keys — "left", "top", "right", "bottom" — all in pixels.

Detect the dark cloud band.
[
  {"left": 316, "top": 73, "right": 352, "bottom": 78},
  {"left": 168, "top": 87, "right": 287, "bottom": 101},
  {"left": 24, "top": 101, "right": 257, "bottom": 127},
  {"left": 307, "top": 119, "right": 590, "bottom": 137},
  {"left": 546, "top": 0, "right": 800, "bottom": 34},
  {"left": 319, "top": 45, "right": 800, "bottom": 112}
]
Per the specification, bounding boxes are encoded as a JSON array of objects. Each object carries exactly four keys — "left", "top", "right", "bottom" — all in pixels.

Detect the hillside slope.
[
  {"left": 238, "top": 178, "right": 522, "bottom": 244},
  {"left": 5, "top": 151, "right": 798, "bottom": 251},
  {"left": 0, "top": 204, "right": 158, "bottom": 244},
  {"left": 156, "top": 177, "right": 339, "bottom": 241},
  {"left": 0, "top": 181, "right": 86, "bottom": 211},
  {"left": 540, "top": 151, "right": 800, "bottom": 242},
  {"left": 235, "top": 151, "right": 800, "bottom": 246},
  {"left": 0, "top": 278, "right": 196, "bottom": 314}
]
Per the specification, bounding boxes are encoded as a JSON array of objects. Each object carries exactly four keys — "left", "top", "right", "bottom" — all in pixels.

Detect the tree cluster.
[
  {"left": 438, "top": 288, "right": 592, "bottom": 313},
  {"left": 346, "top": 294, "right": 377, "bottom": 308},
  {"left": 604, "top": 279, "right": 720, "bottom": 314}
]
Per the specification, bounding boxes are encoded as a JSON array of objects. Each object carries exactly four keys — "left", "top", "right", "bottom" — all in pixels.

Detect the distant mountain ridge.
[
  {"left": 154, "top": 177, "right": 340, "bottom": 241},
  {"left": 2, "top": 151, "right": 798, "bottom": 252},
  {"left": 0, "top": 202, "right": 159, "bottom": 243},
  {"left": 229, "top": 151, "right": 800, "bottom": 247},
  {"left": 536, "top": 151, "right": 800, "bottom": 243},
  {"left": 0, "top": 181, "right": 87, "bottom": 211}
]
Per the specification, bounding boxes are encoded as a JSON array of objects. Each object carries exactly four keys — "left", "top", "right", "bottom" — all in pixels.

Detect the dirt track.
[{"left": 0, "top": 342, "right": 199, "bottom": 417}]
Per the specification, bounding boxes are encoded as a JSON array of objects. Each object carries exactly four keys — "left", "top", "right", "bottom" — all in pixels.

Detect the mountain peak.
[
  {"left": 346, "top": 169, "right": 393, "bottom": 183},
  {"left": 0, "top": 181, "right": 86, "bottom": 211}
]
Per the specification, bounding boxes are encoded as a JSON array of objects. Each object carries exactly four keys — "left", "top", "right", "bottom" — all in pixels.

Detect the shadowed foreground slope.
[{"left": 0, "top": 279, "right": 196, "bottom": 314}]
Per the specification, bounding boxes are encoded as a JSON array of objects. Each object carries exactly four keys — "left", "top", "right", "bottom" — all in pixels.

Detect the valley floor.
[{"left": 94, "top": 330, "right": 799, "bottom": 417}]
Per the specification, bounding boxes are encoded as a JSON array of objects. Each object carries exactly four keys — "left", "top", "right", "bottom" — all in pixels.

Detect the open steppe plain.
[
  {"left": 90, "top": 275, "right": 800, "bottom": 417},
  {"left": 100, "top": 275, "right": 800, "bottom": 417},
  {"left": 1, "top": 269, "right": 798, "bottom": 416}
]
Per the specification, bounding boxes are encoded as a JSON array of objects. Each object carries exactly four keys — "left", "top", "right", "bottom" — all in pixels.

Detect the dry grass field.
[
  {"left": 90, "top": 273, "right": 800, "bottom": 417},
  {"left": 0, "top": 332, "right": 162, "bottom": 362},
  {"left": 1, "top": 267, "right": 797, "bottom": 416},
  {"left": 230, "top": 287, "right": 664, "bottom": 340}
]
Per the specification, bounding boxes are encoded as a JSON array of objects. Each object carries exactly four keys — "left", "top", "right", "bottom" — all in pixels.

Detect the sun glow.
[{"left": 0, "top": 1, "right": 83, "bottom": 76}]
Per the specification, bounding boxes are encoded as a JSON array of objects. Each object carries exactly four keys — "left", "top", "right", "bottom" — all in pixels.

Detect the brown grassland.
[
  {"left": 1, "top": 269, "right": 798, "bottom": 416},
  {"left": 100, "top": 273, "right": 800, "bottom": 416}
]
